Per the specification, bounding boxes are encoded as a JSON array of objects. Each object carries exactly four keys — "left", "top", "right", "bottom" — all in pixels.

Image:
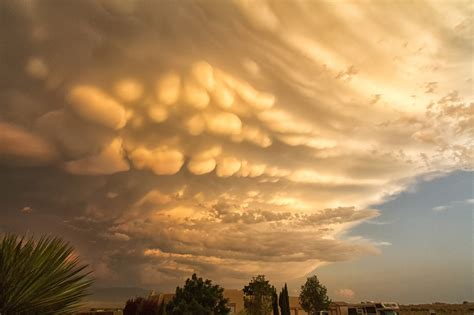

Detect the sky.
[
  {"left": 302, "top": 170, "right": 473, "bottom": 303},
  {"left": 0, "top": 0, "right": 472, "bottom": 304}
]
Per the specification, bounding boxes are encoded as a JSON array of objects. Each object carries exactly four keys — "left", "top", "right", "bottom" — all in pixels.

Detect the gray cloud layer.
[{"left": 0, "top": 0, "right": 472, "bottom": 289}]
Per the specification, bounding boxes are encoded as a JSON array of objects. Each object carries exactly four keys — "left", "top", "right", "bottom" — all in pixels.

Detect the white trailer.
[{"left": 328, "top": 302, "right": 400, "bottom": 315}]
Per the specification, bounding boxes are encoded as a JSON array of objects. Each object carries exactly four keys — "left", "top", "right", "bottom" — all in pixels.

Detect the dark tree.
[
  {"left": 278, "top": 284, "right": 291, "bottom": 315},
  {"left": 165, "top": 273, "right": 230, "bottom": 315},
  {"left": 123, "top": 297, "right": 144, "bottom": 315},
  {"left": 272, "top": 290, "right": 279, "bottom": 315},
  {"left": 243, "top": 275, "right": 275, "bottom": 315},
  {"left": 141, "top": 298, "right": 162, "bottom": 315},
  {"left": 157, "top": 300, "right": 165, "bottom": 315},
  {"left": 123, "top": 297, "right": 162, "bottom": 315},
  {"left": 299, "top": 275, "right": 331, "bottom": 315}
]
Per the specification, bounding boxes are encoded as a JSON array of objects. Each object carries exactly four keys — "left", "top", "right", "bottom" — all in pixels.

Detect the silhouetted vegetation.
[
  {"left": 299, "top": 275, "right": 331, "bottom": 315},
  {"left": 278, "top": 283, "right": 290, "bottom": 315},
  {"left": 272, "top": 290, "right": 279, "bottom": 315},
  {"left": 123, "top": 297, "right": 164, "bottom": 315},
  {"left": 121, "top": 274, "right": 334, "bottom": 315},
  {"left": 0, "top": 234, "right": 93, "bottom": 314},
  {"left": 165, "top": 273, "right": 230, "bottom": 315},
  {"left": 243, "top": 275, "right": 277, "bottom": 315}
]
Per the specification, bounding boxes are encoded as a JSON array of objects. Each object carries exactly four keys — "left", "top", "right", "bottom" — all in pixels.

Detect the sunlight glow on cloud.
[
  {"left": 63, "top": 138, "right": 129, "bottom": 175},
  {"left": 129, "top": 146, "right": 184, "bottom": 175},
  {"left": 156, "top": 72, "right": 181, "bottom": 106}
]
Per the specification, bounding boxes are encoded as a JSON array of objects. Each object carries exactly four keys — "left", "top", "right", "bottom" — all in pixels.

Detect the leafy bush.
[
  {"left": 299, "top": 275, "right": 331, "bottom": 315},
  {"left": 243, "top": 275, "right": 276, "bottom": 315},
  {"left": 123, "top": 297, "right": 164, "bottom": 315},
  {"left": 166, "top": 273, "right": 230, "bottom": 315}
]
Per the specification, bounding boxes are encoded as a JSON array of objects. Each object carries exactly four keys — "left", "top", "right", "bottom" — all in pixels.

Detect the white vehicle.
[
  {"left": 327, "top": 301, "right": 399, "bottom": 315},
  {"left": 348, "top": 302, "right": 399, "bottom": 315}
]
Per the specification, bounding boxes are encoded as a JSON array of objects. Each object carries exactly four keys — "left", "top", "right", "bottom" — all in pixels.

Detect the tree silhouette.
[
  {"left": 243, "top": 275, "right": 276, "bottom": 315},
  {"left": 279, "top": 283, "right": 290, "bottom": 315},
  {"left": 272, "top": 290, "right": 279, "bottom": 315},
  {"left": 123, "top": 297, "right": 143, "bottom": 315},
  {"left": 299, "top": 275, "right": 331, "bottom": 315},
  {"left": 123, "top": 297, "right": 163, "bottom": 315},
  {"left": 166, "top": 273, "right": 230, "bottom": 315}
]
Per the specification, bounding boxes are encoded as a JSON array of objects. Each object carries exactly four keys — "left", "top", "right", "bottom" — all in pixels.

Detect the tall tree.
[
  {"left": 279, "top": 284, "right": 291, "bottom": 315},
  {"left": 272, "top": 290, "right": 279, "bottom": 315},
  {"left": 0, "top": 234, "right": 93, "bottom": 314},
  {"left": 165, "top": 273, "right": 230, "bottom": 315},
  {"left": 243, "top": 275, "right": 275, "bottom": 315},
  {"left": 299, "top": 275, "right": 331, "bottom": 315}
]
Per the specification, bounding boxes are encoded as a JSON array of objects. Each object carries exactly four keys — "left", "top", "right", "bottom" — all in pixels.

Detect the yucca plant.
[{"left": 0, "top": 234, "right": 94, "bottom": 314}]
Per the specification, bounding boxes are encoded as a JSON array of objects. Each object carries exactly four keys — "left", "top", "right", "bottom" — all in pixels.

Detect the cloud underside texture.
[{"left": 0, "top": 0, "right": 472, "bottom": 288}]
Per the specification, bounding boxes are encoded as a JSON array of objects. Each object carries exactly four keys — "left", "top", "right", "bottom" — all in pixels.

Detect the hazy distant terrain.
[{"left": 83, "top": 287, "right": 150, "bottom": 308}]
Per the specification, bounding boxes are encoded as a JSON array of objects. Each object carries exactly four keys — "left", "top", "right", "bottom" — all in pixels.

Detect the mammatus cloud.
[
  {"left": 63, "top": 138, "right": 129, "bottom": 175},
  {"left": 129, "top": 146, "right": 184, "bottom": 175},
  {"left": 0, "top": 0, "right": 472, "bottom": 289},
  {"left": 67, "top": 85, "right": 128, "bottom": 130}
]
